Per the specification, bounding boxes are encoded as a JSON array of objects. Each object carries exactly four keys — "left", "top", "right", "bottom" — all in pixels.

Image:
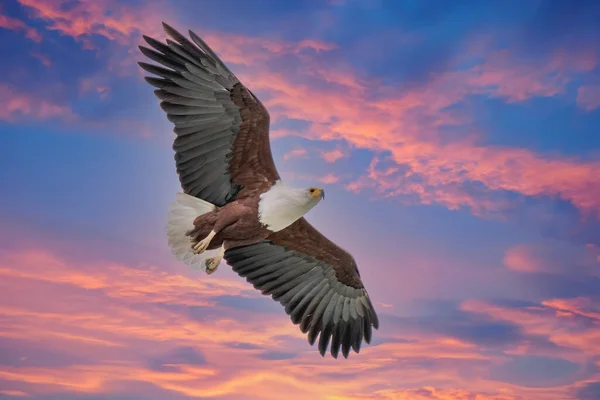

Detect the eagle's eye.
[{"left": 309, "top": 188, "right": 315, "bottom": 193}]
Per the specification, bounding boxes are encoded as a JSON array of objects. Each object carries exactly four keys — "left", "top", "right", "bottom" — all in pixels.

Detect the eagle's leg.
[
  {"left": 193, "top": 230, "right": 217, "bottom": 254},
  {"left": 192, "top": 203, "right": 243, "bottom": 255}
]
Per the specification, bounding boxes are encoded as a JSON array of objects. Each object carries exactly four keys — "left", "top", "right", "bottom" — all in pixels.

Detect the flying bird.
[{"left": 138, "top": 23, "right": 379, "bottom": 359}]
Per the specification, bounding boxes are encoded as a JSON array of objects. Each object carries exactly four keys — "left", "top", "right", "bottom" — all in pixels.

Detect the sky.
[{"left": 0, "top": 0, "right": 600, "bottom": 399}]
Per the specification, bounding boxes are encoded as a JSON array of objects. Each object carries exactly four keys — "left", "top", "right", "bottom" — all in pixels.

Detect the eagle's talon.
[
  {"left": 205, "top": 256, "right": 221, "bottom": 274},
  {"left": 193, "top": 239, "right": 209, "bottom": 254}
]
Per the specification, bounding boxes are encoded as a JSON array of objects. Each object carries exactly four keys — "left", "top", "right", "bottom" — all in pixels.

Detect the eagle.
[{"left": 138, "top": 23, "right": 379, "bottom": 359}]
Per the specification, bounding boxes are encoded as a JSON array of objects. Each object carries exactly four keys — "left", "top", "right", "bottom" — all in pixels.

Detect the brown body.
[{"left": 186, "top": 191, "right": 272, "bottom": 250}]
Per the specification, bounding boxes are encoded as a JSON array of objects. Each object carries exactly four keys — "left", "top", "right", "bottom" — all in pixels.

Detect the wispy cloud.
[
  {"left": 29, "top": 50, "right": 51, "bottom": 67},
  {"left": 461, "top": 297, "right": 600, "bottom": 359},
  {"left": 1, "top": 242, "right": 598, "bottom": 399},
  {"left": 230, "top": 45, "right": 600, "bottom": 217},
  {"left": 0, "top": 11, "right": 41, "bottom": 42},
  {"left": 283, "top": 147, "right": 308, "bottom": 161},
  {"left": 504, "top": 242, "right": 600, "bottom": 275},
  {"left": 577, "top": 84, "right": 600, "bottom": 111},
  {"left": 322, "top": 148, "right": 346, "bottom": 163},
  {"left": 0, "top": 83, "right": 74, "bottom": 121}
]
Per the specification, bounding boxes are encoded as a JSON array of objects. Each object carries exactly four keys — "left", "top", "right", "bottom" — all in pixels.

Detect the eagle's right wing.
[
  {"left": 139, "top": 23, "right": 280, "bottom": 206},
  {"left": 224, "top": 218, "right": 379, "bottom": 359}
]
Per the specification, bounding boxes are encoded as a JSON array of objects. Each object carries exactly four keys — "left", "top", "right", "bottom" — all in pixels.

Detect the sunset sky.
[{"left": 1, "top": 0, "right": 600, "bottom": 399}]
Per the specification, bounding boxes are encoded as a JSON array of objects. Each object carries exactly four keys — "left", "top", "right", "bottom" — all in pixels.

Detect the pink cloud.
[
  {"left": 462, "top": 297, "right": 600, "bottom": 359},
  {"left": 0, "top": 84, "right": 74, "bottom": 121},
  {"left": 12, "top": 0, "right": 600, "bottom": 216},
  {"left": 0, "top": 12, "right": 41, "bottom": 42},
  {"left": 322, "top": 148, "right": 346, "bottom": 163},
  {"left": 1, "top": 243, "right": 598, "bottom": 400},
  {"left": 17, "top": 0, "right": 336, "bottom": 80},
  {"left": 16, "top": 0, "right": 170, "bottom": 76},
  {"left": 577, "top": 84, "right": 600, "bottom": 111},
  {"left": 504, "top": 242, "right": 600, "bottom": 275},
  {"left": 283, "top": 148, "right": 308, "bottom": 161},
  {"left": 467, "top": 48, "right": 597, "bottom": 102},
  {"left": 17, "top": 0, "right": 166, "bottom": 47},
  {"left": 231, "top": 44, "right": 600, "bottom": 216},
  {"left": 317, "top": 173, "right": 340, "bottom": 184},
  {"left": 30, "top": 51, "right": 51, "bottom": 67},
  {"left": 79, "top": 77, "right": 111, "bottom": 100},
  {"left": 200, "top": 34, "right": 337, "bottom": 67},
  {"left": 0, "top": 390, "right": 29, "bottom": 397}
]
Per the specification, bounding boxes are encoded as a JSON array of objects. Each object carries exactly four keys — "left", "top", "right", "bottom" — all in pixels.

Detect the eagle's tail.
[{"left": 166, "top": 192, "right": 224, "bottom": 272}]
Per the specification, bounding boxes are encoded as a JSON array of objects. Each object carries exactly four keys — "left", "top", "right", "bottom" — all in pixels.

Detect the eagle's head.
[
  {"left": 257, "top": 181, "right": 325, "bottom": 232},
  {"left": 308, "top": 187, "right": 325, "bottom": 201}
]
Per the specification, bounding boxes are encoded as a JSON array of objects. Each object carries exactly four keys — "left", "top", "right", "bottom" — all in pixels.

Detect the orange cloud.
[{"left": 0, "top": 84, "right": 74, "bottom": 121}]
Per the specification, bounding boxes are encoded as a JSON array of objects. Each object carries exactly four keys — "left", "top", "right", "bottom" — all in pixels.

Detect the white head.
[{"left": 258, "top": 181, "right": 325, "bottom": 232}]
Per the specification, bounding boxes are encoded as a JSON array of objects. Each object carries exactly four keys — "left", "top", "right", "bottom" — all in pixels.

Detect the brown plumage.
[{"left": 139, "top": 22, "right": 379, "bottom": 359}]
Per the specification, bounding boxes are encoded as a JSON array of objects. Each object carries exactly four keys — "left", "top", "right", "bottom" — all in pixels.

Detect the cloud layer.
[{"left": 1, "top": 0, "right": 600, "bottom": 399}]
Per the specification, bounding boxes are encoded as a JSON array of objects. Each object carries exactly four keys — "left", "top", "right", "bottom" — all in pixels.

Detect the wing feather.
[
  {"left": 139, "top": 23, "right": 279, "bottom": 206},
  {"left": 224, "top": 219, "right": 379, "bottom": 358}
]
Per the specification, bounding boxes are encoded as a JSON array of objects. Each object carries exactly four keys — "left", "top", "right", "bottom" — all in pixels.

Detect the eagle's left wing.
[{"left": 224, "top": 218, "right": 379, "bottom": 358}]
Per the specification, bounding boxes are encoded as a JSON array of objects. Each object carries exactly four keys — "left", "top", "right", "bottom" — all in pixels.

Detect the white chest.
[{"left": 258, "top": 181, "right": 316, "bottom": 232}]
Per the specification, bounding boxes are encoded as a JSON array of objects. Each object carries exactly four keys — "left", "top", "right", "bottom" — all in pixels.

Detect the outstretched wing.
[
  {"left": 139, "top": 23, "right": 279, "bottom": 206},
  {"left": 224, "top": 218, "right": 379, "bottom": 359}
]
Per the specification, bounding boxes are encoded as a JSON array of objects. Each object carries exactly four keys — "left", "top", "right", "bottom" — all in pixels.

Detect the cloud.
[
  {"left": 17, "top": 0, "right": 166, "bottom": 48},
  {"left": 576, "top": 381, "right": 600, "bottom": 400},
  {"left": 146, "top": 346, "right": 206, "bottom": 372},
  {"left": 461, "top": 297, "right": 600, "bottom": 359},
  {"left": 504, "top": 242, "right": 600, "bottom": 275},
  {"left": 578, "top": 84, "right": 600, "bottom": 111},
  {"left": 8, "top": 0, "right": 600, "bottom": 217},
  {"left": 227, "top": 43, "right": 600, "bottom": 217},
  {"left": 0, "top": 11, "right": 41, "bottom": 42},
  {"left": 467, "top": 48, "right": 597, "bottom": 102},
  {"left": 79, "top": 77, "right": 111, "bottom": 100},
  {"left": 2, "top": 244, "right": 598, "bottom": 400},
  {"left": 322, "top": 148, "right": 346, "bottom": 163},
  {"left": 0, "top": 249, "right": 257, "bottom": 307},
  {"left": 283, "top": 148, "right": 308, "bottom": 161},
  {"left": 29, "top": 51, "right": 51, "bottom": 67},
  {"left": 0, "top": 390, "right": 30, "bottom": 397},
  {"left": 200, "top": 33, "right": 337, "bottom": 68},
  {"left": 0, "top": 83, "right": 74, "bottom": 122},
  {"left": 317, "top": 173, "right": 340, "bottom": 184}
]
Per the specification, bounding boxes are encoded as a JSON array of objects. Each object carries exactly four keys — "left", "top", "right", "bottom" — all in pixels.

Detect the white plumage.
[
  {"left": 166, "top": 192, "right": 224, "bottom": 272},
  {"left": 258, "top": 180, "right": 321, "bottom": 232}
]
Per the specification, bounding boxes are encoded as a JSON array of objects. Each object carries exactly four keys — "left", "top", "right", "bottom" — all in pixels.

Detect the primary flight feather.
[{"left": 138, "top": 22, "right": 379, "bottom": 359}]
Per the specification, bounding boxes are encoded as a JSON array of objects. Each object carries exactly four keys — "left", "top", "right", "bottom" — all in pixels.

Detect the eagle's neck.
[{"left": 258, "top": 180, "right": 317, "bottom": 232}]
